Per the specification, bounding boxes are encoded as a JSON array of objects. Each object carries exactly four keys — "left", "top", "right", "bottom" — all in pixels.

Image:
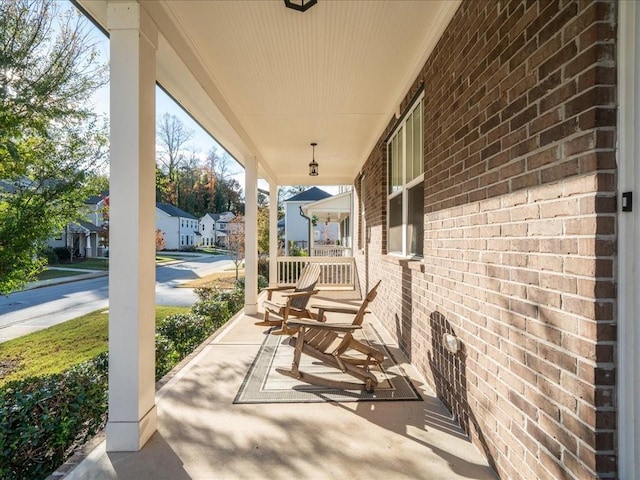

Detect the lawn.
[
  {"left": 0, "top": 305, "right": 190, "bottom": 387},
  {"left": 54, "top": 258, "right": 109, "bottom": 270},
  {"left": 36, "top": 269, "right": 82, "bottom": 281},
  {"left": 180, "top": 271, "right": 244, "bottom": 289}
]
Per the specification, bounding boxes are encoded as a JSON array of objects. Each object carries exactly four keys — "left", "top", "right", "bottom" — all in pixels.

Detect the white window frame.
[
  {"left": 359, "top": 174, "right": 366, "bottom": 250},
  {"left": 387, "top": 94, "right": 424, "bottom": 257}
]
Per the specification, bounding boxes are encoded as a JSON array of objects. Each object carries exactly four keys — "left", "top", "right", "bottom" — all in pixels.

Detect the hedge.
[{"left": 0, "top": 354, "right": 108, "bottom": 480}]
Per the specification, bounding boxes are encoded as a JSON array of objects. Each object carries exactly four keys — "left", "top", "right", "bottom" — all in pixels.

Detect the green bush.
[
  {"left": 0, "top": 353, "right": 108, "bottom": 480},
  {"left": 157, "top": 313, "right": 210, "bottom": 357},
  {"left": 235, "top": 275, "right": 268, "bottom": 293},
  {"left": 193, "top": 283, "right": 246, "bottom": 322},
  {"left": 53, "top": 247, "right": 71, "bottom": 261},
  {"left": 39, "top": 246, "right": 59, "bottom": 265}
]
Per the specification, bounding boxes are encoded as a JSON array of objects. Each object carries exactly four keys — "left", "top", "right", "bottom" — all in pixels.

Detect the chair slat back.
[
  {"left": 290, "top": 263, "right": 321, "bottom": 310},
  {"left": 353, "top": 280, "right": 382, "bottom": 326}
]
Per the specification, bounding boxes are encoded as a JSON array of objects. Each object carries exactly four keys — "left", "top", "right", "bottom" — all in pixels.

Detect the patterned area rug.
[{"left": 234, "top": 323, "right": 422, "bottom": 403}]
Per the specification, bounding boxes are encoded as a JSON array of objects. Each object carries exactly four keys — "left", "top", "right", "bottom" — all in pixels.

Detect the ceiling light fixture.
[
  {"left": 309, "top": 142, "right": 319, "bottom": 177},
  {"left": 284, "top": 0, "right": 317, "bottom": 12}
]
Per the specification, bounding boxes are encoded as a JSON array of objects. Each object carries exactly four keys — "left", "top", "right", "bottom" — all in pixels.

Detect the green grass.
[
  {"left": 197, "top": 248, "right": 225, "bottom": 255},
  {"left": 36, "top": 269, "right": 82, "bottom": 281},
  {"left": 155, "top": 256, "right": 176, "bottom": 263},
  {"left": 54, "top": 258, "right": 109, "bottom": 270},
  {"left": 0, "top": 305, "right": 190, "bottom": 387}
]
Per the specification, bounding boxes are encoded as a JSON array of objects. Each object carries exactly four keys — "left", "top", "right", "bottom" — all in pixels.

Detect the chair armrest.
[
  {"left": 311, "top": 305, "right": 361, "bottom": 315},
  {"left": 264, "top": 286, "right": 296, "bottom": 292},
  {"left": 282, "top": 290, "right": 319, "bottom": 299},
  {"left": 263, "top": 290, "right": 319, "bottom": 311},
  {"left": 264, "top": 285, "right": 295, "bottom": 300},
  {"left": 286, "top": 318, "right": 362, "bottom": 332}
]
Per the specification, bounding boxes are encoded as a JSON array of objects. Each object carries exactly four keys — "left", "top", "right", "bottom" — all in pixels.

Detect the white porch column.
[
  {"left": 106, "top": 2, "right": 158, "bottom": 452},
  {"left": 269, "top": 183, "right": 278, "bottom": 286},
  {"left": 244, "top": 156, "right": 258, "bottom": 314}
]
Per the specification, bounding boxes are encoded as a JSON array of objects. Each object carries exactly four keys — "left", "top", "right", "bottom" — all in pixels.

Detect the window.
[
  {"left": 359, "top": 175, "right": 366, "bottom": 250},
  {"left": 387, "top": 96, "right": 423, "bottom": 257}
]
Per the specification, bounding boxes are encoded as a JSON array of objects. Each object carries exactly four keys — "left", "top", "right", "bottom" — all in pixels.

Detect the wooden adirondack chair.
[
  {"left": 276, "top": 280, "right": 383, "bottom": 392},
  {"left": 255, "top": 263, "right": 321, "bottom": 335}
]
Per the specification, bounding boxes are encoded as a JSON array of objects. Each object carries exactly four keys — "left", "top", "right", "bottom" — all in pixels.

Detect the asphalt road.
[{"left": 0, "top": 254, "right": 234, "bottom": 343}]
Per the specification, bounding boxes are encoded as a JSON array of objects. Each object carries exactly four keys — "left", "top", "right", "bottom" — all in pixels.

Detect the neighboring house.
[
  {"left": 156, "top": 202, "right": 200, "bottom": 250},
  {"left": 282, "top": 187, "right": 331, "bottom": 254},
  {"left": 48, "top": 220, "right": 104, "bottom": 259},
  {"left": 47, "top": 194, "right": 109, "bottom": 258},
  {"left": 199, "top": 211, "right": 235, "bottom": 248},
  {"left": 301, "top": 188, "right": 353, "bottom": 255}
]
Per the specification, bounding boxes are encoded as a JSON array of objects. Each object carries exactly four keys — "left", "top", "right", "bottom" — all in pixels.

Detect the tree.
[
  {"left": 0, "top": 0, "right": 108, "bottom": 294},
  {"left": 156, "top": 229, "right": 166, "bottom": 251},
  {"left": 227, "top": 215, "right": 245, "bottom": 281},
  {"left": 156, "top": 113, "right": 194, "bottom": 185}
]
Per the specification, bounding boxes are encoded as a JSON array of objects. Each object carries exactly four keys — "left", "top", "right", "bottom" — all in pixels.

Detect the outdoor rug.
[{"left": 234, "top": 323, "right": 422, "bottom": 404}]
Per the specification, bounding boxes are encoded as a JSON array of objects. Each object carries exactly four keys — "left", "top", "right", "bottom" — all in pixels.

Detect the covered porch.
[
  {"left": 72, "top": 1, "right": 639, "bottom": 479},
  {"left": 60, "top": 291, "right": 496, "bottom": 480}
]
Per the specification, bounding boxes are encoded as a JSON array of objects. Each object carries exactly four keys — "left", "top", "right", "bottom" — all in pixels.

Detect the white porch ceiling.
[{"left": 78, "top": 0, "right": 460, "bottom": 186}]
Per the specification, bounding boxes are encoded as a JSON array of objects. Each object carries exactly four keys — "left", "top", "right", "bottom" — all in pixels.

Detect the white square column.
[
  {"left": 269, "top": 183, "right": 278, "bottom": 286},
  {"left": 106, "top": 2, "right": 158, "bottom": 452},
  {"left": 244, "top": 156, "right": 258, "bottom": 314}
]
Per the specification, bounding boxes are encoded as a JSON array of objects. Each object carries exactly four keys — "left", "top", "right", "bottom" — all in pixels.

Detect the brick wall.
[{"left": 354, "top": 1, "right": 617, "bottom": 478}]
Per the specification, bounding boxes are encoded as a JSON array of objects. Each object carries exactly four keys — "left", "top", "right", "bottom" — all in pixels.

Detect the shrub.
[
  {"left": 193, "top": 284, "right": 245, "bottom": 318},
  {"left": 53, "top": 247, "right": 71, "bottom": 261},
  {"left": 156, "top": 313, "right": 211, "bottom": 358},
  {"left": 0, "top": 353, "right": 108, "bottom": 480},
  {"left": 235, "top": 275, "right": 268, "bottom": 293},
  {"left": 39, "top": 246, "right": 59, "bottom": 264}
]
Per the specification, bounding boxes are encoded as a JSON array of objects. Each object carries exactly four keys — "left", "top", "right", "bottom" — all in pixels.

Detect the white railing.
[
  {"left": 276, "top": 256, "right": 355, "bottom": 288},
  {"left": 310, "top": 245, "right": 352, "bottom": 257}
]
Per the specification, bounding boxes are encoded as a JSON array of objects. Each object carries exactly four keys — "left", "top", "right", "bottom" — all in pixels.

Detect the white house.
[
  {"left": 282, "top": 187, "right": 331, "bottom": 255},
  {"left": 199, "top": 211, "right": 235, "bottom": 248},
  {"left": 301, "top": 188, "right": 353, "bottom": 256},
  {"left": 156, "top": 202, "right": 200, "bottom": 250},
  {"left": 47, "top": 194, "right": 109, "bottom": 258}
]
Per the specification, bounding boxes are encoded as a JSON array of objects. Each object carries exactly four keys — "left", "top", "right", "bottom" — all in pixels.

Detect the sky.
[{"left": 75, "top": 2, "right": 338, "bottom": 197}]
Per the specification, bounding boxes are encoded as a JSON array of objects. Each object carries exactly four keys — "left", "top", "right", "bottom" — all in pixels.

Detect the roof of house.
[
  {"left": 202, "top": 213, "right": 221, "bottom": 221},
  {"left": 156, "top": 203, "right": 198, "bottom": 220},
  {"left": 77, "top": 220, "right": 103, "bottom": 232},
  {"left": 283, "top": 187, "right": 332, "bottom": 203},
  {"left": 85, "top": 192, "right": 109, "bottom": 205}
]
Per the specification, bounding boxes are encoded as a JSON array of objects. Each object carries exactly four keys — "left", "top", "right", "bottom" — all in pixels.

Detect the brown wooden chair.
[
  {"left": 255, "top": 263, "right": 321, "bottom": 335},
  {"left": 276, "top": 280, "right": 383, "bottom": 392}
]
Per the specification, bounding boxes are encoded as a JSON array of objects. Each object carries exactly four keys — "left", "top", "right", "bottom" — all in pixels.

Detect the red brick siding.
[{"left": 355, "top": 1, "right": 617, "bottom": 479}]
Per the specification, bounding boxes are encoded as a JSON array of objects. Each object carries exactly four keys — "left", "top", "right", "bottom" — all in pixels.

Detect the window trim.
[{"left": 386, "top": 93, "right": 424, "bottom": 258}]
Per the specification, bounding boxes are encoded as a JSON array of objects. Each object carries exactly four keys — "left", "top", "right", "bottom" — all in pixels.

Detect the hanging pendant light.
[
  {"left": 308, "top": 142, "right": 319, "bottom": 176},
  {"left": 284, "top": 0, "right": 317, "bottom": 13}
]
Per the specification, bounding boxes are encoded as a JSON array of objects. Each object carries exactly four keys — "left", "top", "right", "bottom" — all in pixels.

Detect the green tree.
[{"left": 0, "top": 0, "right": 108, "bottom": 294}]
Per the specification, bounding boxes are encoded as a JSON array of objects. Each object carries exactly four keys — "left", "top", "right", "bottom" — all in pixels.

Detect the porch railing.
[
  {"left": 276, "top": 256, "right": 355, "bottom": 288},
  {"left": 310, "top": 245, "right": 352, "bottom": 257}
]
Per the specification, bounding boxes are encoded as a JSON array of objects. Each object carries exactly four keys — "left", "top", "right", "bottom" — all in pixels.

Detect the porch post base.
[
  {"left": 106, "top": 406, "right": 157, "bottom": 452},
  {"left": 245, "top": 303, "right": 258, "bottom": 315}
]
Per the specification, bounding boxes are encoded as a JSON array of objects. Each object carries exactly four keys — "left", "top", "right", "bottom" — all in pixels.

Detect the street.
[{"left": 0, "top": 254, "right": 233, "bottom": 343}]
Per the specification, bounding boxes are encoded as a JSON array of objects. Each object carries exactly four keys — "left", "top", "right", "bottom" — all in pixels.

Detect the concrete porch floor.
[{"left": 62, "top": 291, "right": 497, "bottom": 480}]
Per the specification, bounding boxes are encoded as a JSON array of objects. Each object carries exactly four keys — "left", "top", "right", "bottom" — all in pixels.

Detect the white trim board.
[{"left": 617, "top": 2, "right": 640, "bottom": 479}]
